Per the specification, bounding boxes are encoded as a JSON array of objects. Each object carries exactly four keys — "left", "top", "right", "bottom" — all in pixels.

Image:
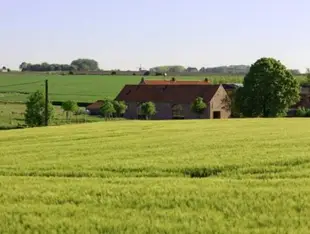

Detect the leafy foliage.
[
  {"left": 61, "top": 100, "right": 78, "bottom": 120},
  {"left": 113, "top": 101, "right": 127, "bottom": 117},
  {"left": 296, "top": 107, "right": 310, "bottom": 117},
  {"left": 24, "top": 90, "right": 54, "bottom": 127},
  {"left": 191, "top": 97, "right": 207, "bottom": 115},
  {"left": 70, "top": 58, "right": 99, "bottom": 71},
  {"left": 238, "top": 57, "right": 300, "bottom": 117},
  {"left": 140, "top": 102, "right": 156, "bottom": 119},
  {"left": 100, "top": 99, "right": 116, "bottom": 119},
  {"left": 19, "top": 62, "right": 74, "bottom": 72}
]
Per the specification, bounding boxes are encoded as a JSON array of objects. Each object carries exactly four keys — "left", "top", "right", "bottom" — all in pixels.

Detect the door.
[{"left": 213, "top": 111, "right": 221, "bottom": 119}]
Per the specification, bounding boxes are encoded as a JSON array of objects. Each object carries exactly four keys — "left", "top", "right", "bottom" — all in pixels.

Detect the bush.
[
  {"left": 25, "top": 90, "right": 54, "bottom": 127},
  {"left": 155, "top": 72, "right": 162, "bottom": 76},
  {"left": 111, "top": 71, "right": 116, "bottom": 75},
  {"left": 132, "top": 73, "right": 136, "bottom": 76},
  {"left": 143, "top": 71, "right": 150, "bottom": 76},
  {"left": 191, "top": 97, "right": 207, "bottom": 116},
  {"left": 140, "top": 102, "right": 156, "bottom": 119},
  {"left": 296, "top": 107, "right": 310, "bottom": 117},
  {"left": 69, "top": 70, "right": 74, "bottom": 75}
]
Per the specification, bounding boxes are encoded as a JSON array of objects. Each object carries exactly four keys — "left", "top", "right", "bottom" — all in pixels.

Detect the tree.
[
  {"left": 24, "top": 90, "right": 54, "bottom": 127},
  {"left": 239, "top": 57, "right": 300, "bottom": 117},
  {"left": 140, "top": 102, "right": 156, "bottom": 119},
  {"left": 61, "top": 100, "right": 78, "bottom": 120},
  {"left": 19, "top": 62, "right": 28, "bottom": 71},
  {"left": 70, "top": 59, "right": 99, "bottom": 71},
  {"left": 100, "top": 100, "right": 116, "bottom": 119},
  {"left": 113, "top": 101, "right": 127, "bottom": 117},
  {"left": 191, "top": 97, "right": 207, "bottom": 117},
  {"left": 306, "top": 68, "right": 310, "bottom": 83}
]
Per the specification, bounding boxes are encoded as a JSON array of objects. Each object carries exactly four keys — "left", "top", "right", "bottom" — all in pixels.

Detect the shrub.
[
  {"left": 111, "top": 71, "right": 116, "bottom": 75},
  {"left": 295, "top": 107, "right": 310, "bottom": 117},
  {"left": 140, "top": 102, "right": 156, "bottom": 120},
  {"left": 143, "top": 71, "right": 150, "bottom": 76},
  {"left": 61, "top": 100, "right": 79, "bottom": 120},
  {"left": 100, "top": 99, "right": 116, "bottom": 119},
  {"left": 155, "top": 72, "right": 162, "bottom": 76},
  {"left": 69, "top": 70, "right": 74, "bottom": 75},
  {"left": 25, "top": 90, "right": 54, "bottom": 127},
  {"left": 191, "top": 97, "right": 207, "bottom": 117},
  {"left": 113, "top": 101, "right": 127, "bottom": 117},
  {"left": 132, "top": 73, "right": 136, "bottom": 76}
]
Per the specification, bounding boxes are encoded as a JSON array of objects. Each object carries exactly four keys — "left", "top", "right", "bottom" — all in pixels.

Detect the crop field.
[
  {"left": 0, "top": 73, "right": 249, "bottom": 103},
  {"left": 0, "top": 73, "right": 305, "bottom": 103},
  {"left": 1, "top": 119, "right": 310, "bottom": 233}
]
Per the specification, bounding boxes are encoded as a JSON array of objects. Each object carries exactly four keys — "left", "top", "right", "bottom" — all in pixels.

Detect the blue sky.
[{"left": 1, "top": 0, "right": 309, "bottom": 71}]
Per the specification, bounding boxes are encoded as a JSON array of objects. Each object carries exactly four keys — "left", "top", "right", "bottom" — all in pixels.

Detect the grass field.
[
  {"left": 0, "top": 73, "right": 262, "bottom": 103},
  {"left": 1, "top": 119, "right": 310, "bottom": 233},
  {"left": 0, "top": 103, "right": 104, "bottom": 129}
]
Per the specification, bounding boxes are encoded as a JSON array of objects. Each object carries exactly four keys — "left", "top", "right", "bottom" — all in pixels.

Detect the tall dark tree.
[
  {"left": 238, "top": 57, "right": 300, "bottom": 117},
  {"left": 70, "top": 59, "right": 99, "bottom": 71}
]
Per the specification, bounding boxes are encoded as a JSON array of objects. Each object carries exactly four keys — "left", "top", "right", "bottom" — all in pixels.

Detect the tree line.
[
  {"left": 17, "top": 59, "right": 302, "bottom": 75},
  {"left": 19, "top": 59, "right": 99, "bottom": 72},
  {"left": 150, "top": 65, "right": 302, "bottom": 75}
]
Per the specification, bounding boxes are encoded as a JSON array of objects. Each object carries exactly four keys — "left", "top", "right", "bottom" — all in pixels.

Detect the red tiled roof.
[
  {"left": 141, "top": 80, "right": 211, "bottom": 85},
  {"left": 86, "top": 100, "right": 104, "bottom": 110},
  {"left": 115, "top": 84, "right": 221, "bottom": 103}
]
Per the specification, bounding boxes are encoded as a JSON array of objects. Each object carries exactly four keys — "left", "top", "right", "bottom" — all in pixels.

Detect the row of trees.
[
  {"left": 100, "top": 98, "right": 207, "bottom": 120},
  {"left": 19, "top": 59, "right": 99, "bottom": 72},
  {"left": 150, "top": 65, "right": 301, "bottom": 75},
  {"left": 24, "top": 91, "right": 83, "bottom": 127}
]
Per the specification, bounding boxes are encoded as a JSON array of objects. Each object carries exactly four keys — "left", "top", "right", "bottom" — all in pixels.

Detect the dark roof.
[
  {"left": 115, "top": 84, "right": 221, "bottom": 103},
  {"left": 86, "top": 100, "right": 104, "bottom": 110}
]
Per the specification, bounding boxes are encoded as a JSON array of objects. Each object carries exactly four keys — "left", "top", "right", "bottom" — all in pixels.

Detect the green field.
[
  {"left": 1, "top": 119, "right": 310, "bottom": 233},
  {"left": 0, "top": 73, "right": 250, "bottom": 103},
  {"left": 0, "top": 103, "right": 104, "bottom": 129}
]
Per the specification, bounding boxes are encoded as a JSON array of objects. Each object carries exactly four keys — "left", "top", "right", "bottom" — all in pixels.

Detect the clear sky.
[{"left": 1, "top": 0, "right": 309, "bottom": 71}]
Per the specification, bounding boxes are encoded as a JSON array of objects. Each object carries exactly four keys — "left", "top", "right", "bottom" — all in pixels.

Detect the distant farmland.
[{"left": 0, "top": 72, "right": 306, "bottom": 103}]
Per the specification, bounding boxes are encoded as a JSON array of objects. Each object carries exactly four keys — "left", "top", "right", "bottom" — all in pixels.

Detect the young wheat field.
[{"left": 1, "top": 119, "right": 310, "bottom": 233}]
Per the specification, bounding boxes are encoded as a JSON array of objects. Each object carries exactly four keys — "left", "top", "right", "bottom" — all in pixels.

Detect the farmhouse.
[
  {"left": 86, "top": 100, "right": 104, "bottom": 115},
  {"left": 115, "top": 84, "right": 231, "bottom": 120}
]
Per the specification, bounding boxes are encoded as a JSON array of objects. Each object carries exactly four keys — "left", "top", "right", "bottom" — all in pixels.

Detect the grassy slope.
[
  {"left": 0, "top": 103, "right": 104, "bottom": 128},
  {"left": 0, "top": 73, "right": 248, "bottom": 102},
  {"left": 1, "top": 119, "right": 310, "bottom": 233}
]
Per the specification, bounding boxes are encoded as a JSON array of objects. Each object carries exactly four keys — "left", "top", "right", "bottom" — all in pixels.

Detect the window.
[{"left": 172, "top": 104, "right": 184, "bottom": 119}]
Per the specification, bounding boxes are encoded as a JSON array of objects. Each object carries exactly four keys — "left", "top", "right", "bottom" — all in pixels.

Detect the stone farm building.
[
  {"left": 86, "top": 100, "right": 105, "bottom": 115},
  {"left": 115, "top": 83, "right": 231, "bottom": 119}
]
